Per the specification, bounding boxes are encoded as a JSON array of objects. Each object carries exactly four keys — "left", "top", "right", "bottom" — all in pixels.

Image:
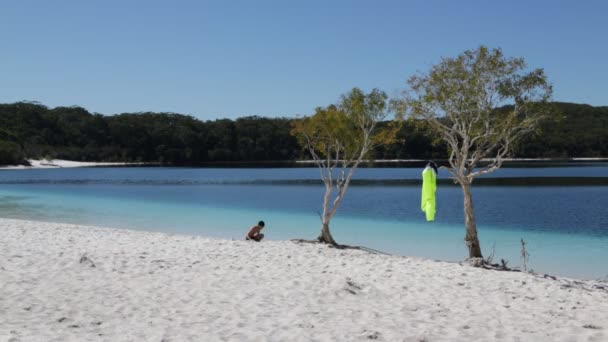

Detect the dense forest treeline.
[{"left": 0, "top": 101, "right": 606, "bottom": 166}]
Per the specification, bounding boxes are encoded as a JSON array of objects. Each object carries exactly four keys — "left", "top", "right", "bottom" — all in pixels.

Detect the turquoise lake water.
[{"left": 0, "top": 166, "right": 607, "bottom": 279}]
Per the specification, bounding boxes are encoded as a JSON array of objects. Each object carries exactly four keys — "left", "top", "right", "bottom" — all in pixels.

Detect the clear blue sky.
[{"left": 1, "top": 0, "right": 606, "bottom": 119}]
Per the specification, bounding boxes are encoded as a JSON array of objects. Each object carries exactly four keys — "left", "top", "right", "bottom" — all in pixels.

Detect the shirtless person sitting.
[{"left": 245, "top": 221, "right": 265, "bottom": 242}]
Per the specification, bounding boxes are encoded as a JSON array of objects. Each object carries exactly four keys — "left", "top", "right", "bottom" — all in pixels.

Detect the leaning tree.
[
  {"left": 291, "top": 88, "right": 396, "bottom": 245},
  {"left": 405, "top": 46, "right": 553, "bottom": 258}
]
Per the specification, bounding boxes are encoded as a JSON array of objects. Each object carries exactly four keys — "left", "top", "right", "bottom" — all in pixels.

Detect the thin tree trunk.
[
  {"left": 317, "top": 183, "right": 338, "bottom": 245},
  {"left": 462, "top": 182, "right": 483, "bottom": 258},
  {"left": 318, "top": 222, "right": 337, "bottom": 245}
]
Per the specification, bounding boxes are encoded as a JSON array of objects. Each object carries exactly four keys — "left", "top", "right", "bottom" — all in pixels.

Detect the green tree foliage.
[
  {"left": 0, "top": 103, "right": 299, "bottom": 165},
  {"left": 291, "top": 88, "right": 397, "bottom": 244},
  {"left": 373, "top": 119, "right": 447, "bottom": 160},
  {"left": 0, "top": 140, "right": 24, "bottom": 165},
  {"left": 514, "top": 102, "right": 608, "bottom": 157},
  {"left": 235, "top": 116, "right": 300, "bottom": 161}
]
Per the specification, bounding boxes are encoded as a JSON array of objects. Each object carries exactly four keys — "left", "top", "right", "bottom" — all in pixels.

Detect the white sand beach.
[
  {"left": 0, "top": 159, "right": 135, "bottom": 170},
  {"left": 1, "top": 218, "right": 606, "bottom": 341}
]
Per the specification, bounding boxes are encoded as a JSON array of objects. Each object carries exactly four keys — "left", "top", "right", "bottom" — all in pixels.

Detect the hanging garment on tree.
[{"left": 421, "top": 162, "right": 437, "bottom": 221}]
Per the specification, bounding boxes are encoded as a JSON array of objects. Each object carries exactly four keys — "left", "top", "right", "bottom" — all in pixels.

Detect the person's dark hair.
[{"left": 258, "top": 221, "right": 265, "bottom": 227}]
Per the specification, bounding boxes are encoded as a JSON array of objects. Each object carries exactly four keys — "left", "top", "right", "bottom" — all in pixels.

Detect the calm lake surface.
[{"left": 1, "top": 165, "right": 607, "bottom": 279}]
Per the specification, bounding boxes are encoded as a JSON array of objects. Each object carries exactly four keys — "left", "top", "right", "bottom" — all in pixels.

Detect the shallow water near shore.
[{"left": 0, "top": 166, "right": 607, "bottom": 279}]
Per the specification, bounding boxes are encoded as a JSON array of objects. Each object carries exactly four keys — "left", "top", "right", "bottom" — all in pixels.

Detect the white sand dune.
[
  {"left": 1, "top": 218, "right": 606, "bottom": 341},
  {"left": 0, "top": 159, "right": 134, "bottom": 170}
]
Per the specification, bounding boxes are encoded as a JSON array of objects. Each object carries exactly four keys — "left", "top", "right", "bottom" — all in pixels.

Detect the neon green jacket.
[{"left": 421, "top": 166, "right": 437, "bottom": 221}]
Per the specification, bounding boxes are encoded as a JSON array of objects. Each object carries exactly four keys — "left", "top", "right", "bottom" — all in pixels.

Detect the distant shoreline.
[
  {"left": 0, "top": 159, "right": 154, "bottom": 170},
  {"left": 295, "top": 157, "right": 608, "bottom": 164},
  {"left": 1, "top": 157, "right": 607, "bottom": 170}
]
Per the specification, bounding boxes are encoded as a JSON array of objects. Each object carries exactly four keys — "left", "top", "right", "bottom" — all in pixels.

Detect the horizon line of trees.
[{"left": 1, "top": 100, "right": 607, "bottom": 166}]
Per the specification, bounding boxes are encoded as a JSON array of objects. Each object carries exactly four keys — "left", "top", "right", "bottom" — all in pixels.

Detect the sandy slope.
[
  {"left": 1, "top": 218, "right": 606, "bottom": 342},
  {"left": 0, "top": 159, "right": 133, "bottom": 169}
]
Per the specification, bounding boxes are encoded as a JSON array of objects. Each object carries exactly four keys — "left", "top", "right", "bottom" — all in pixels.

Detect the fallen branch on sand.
[
  {"left": 290, "top": 238, "right": 390, "bottom": 256},
  {"left": 465, "top": 257, "right": 608, "bottom": 293},
  {"left": 466, "top": 257, "right": 519, "bottom": 272}
]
